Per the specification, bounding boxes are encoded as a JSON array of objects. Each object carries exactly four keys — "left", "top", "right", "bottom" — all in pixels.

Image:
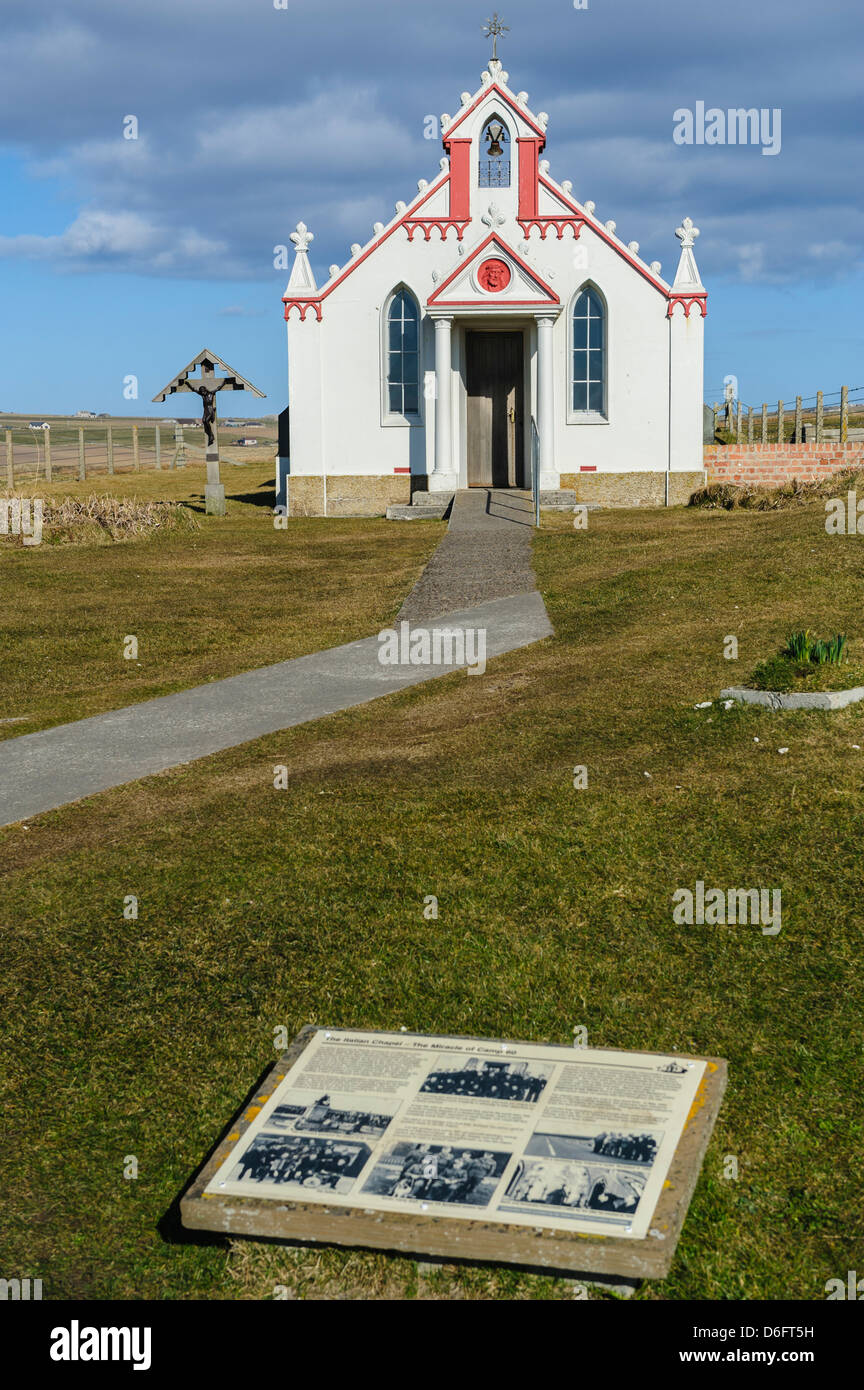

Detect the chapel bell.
[{"left": 485, "top": 122, "right": 505, "bottom": 158}]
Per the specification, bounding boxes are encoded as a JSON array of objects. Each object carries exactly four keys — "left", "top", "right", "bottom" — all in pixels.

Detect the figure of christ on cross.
[{"left": 185, "top": 375, "right": 234, "bottom": 449}]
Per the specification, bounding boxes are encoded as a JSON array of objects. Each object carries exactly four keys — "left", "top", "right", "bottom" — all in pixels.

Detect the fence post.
[
  {"left": 794, "top": 395, "right": 802, "bottom": 444},
  {"left": 132, "top": 423, "right": 140, "bottom": 471},
  {"left": 761, "top": 404, "right": 768, "bottom": 443},
  {"left": 107, "top": 425, "right": 114, "bottom": 475},
  {"left": 154, "top": 424, "right": 161, "bottom": 470},
  {"left": 736, "top": 400, "right": 743, "bottom": 441},
  {"left": 172, "top": 424, "right": 186, "bottom": 469},
  {"left": 747, "top": 406, "right": 753, "bottom": 443},
  {"left": 777, "top": 400, "right": 784, "bottom": 444},
  {"left": 816, "top": 390, "right": 824, "bottom": 443},
  {"left": 44, "top": 428, "right": 52, "bottom": 483},
  {"left": 78, "top": 427, "right": 86, "bottom": 481},
  {"left": 841, "top": 385, "right": 849, "bottom": 444},
  {"left": 712, "top": 402, "right": 718, "bottom": 436},
  {"left": 5, "top": 429, "right": 12, "bottom": 488}
]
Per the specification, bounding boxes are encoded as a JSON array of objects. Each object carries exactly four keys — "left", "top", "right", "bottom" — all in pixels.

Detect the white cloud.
[{"left": 0, "top": 209, "right": 228, "bottom": 274}]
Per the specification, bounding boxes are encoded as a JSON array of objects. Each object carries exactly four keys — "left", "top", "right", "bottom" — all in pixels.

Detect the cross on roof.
[{"left": 483, "top": 12, "right": 509, "bottom": 61}]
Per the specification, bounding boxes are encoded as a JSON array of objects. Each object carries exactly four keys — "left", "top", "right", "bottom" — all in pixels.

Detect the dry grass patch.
[
  {"left": 1, "top": 493, "right": 201, "bottom": 546},
  {"left": 690, "top": 466, "right": 864, "bottom": 511}
]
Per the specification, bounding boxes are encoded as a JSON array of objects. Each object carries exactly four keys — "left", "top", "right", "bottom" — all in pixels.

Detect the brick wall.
[{"left": 705, "top": 443, "right": 864, "bottom": 487}]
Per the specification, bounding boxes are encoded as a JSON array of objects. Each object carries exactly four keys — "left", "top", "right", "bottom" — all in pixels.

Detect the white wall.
[{"left": 285, "top": 86, "right": 704, "bottom": 483}]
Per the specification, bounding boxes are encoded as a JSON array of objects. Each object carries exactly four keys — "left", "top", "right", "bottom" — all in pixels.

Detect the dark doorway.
[{"left": 466, "top": 331, "right": 524, "bottom": 487}]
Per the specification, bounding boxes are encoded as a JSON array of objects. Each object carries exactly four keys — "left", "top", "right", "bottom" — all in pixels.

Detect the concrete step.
[
  {"left": 387, "top": 490, "right": 598, "bottom": 519},
  {"left": 386, "top": 501, "right": 451, "bottom": 521},
  {"left": 410, "top": 490, "right": 454, "bottom": 506}
]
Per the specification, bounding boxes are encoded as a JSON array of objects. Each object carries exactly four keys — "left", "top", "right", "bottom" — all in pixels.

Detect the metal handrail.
[{"left": 530, "top": 417, "right": 540, "bottom": 528}]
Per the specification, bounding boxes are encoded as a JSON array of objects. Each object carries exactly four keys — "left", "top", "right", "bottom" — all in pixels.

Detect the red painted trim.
[
  {"left": 444, "top": 83, "right": 548, "bottom": 142},
  {"left": 667, "top": 293, "right": 708, "bottom": 319},
  {"left": 579, "top": 465, "right": 597, "bottom": 472},
  {"left": 403, "top": 219, "right": 469, "bottom": 242},
  {"left": 432, "top": 300, "right": 561, "bottom": 308},
  {"left": 518, "top": 217, "right": 584, "bottom": 241},
  {"left": 426, "top": 231, "right": 560, "bottom": 306},
  {"left": 281, "top": 169, "right": 453, "bottom": 320},
  {"left": 283, "top": 301, "right": 322, "bottom": 323},
  {"left": 536, "top": 174, "right": 670, "bottom": 298},
  {"left": 447, "top": 138, "right": 471, "bottom": 220},
  {"left": 518, "top": 138, "right": 540, "bottom": 220},
  {"left": 393, "top": 467, "right": 411, "bottom": 474}
]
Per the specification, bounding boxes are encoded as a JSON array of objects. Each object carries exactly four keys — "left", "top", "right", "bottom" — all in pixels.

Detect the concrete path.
[
  {"left": 0, "top": 592, "right": 553, "bottom": 827},
  {"left": 398, "top": 489, "right": 537, "bottom": 622}
]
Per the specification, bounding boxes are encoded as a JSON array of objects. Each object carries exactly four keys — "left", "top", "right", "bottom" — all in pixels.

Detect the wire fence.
[
  {"left": 1, "top": 419, "right": 198, "bottom": 485},
  {"left": 704, "top": 386, "right": 864, "bottom": 445}
]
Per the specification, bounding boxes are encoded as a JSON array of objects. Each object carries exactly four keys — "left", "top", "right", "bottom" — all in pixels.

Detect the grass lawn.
[
  {"left": 0, "top": 462, "right": 443, "bottom": 737},
  {"left": 2, "top": 495, "right": 862, "bottom": 1300}
]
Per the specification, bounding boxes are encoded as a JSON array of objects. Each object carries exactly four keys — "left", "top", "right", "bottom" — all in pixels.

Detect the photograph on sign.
[{"left": 204, "top": 1029, "right": 706, "bottom": 1240}]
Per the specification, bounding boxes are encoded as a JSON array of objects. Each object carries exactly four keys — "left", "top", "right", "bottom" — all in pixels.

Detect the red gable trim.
[
  {"left": 283, "top": 169, "right": 453, "bottom": 320},
  {"left": 667, "top": 293, "right": 708, "bottom": 319},
  {"left": 443, "top": 83, "right": 548, "bottom": 143},
  {"left": 537, "top": 174, "right": 671, "bottom": 298},
  {"left": 426, "top": 232, "right": 560, "bottom": 307}
]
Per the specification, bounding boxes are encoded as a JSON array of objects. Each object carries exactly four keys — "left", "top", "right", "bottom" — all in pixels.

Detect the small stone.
[
  {"left": 694, "top": 701, "right": 712, "bottom": 709},
  {"left": 777, "top": 747, "right": 789, "bottom": 754}
]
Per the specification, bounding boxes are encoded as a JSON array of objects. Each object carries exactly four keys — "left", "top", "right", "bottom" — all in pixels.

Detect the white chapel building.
[{"left": 279, "top": 54, "right": 707, "bottom": 516}]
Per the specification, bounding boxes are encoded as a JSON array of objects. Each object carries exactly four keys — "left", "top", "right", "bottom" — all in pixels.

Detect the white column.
[
  {"left": 429, "top": 315, "right": 457, "bottom": 491},
  {"left": 536, "top": 313, "right": 558, "bottom": 489}
]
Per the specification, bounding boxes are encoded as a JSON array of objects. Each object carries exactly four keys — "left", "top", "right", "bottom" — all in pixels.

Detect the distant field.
[{"left": 1, "top": 413, "right": 278, "bottom": 480}]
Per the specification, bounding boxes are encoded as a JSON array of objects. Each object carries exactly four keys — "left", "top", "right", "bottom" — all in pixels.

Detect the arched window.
[
  {"left": 386, "top": 289, "right": 420, "bottom": 416},
  {"left": 571, "top": 287, "right": 606, "bottom": 415},
  {"left": 479, "top": 116, "right": 510, "bottom": 188}
]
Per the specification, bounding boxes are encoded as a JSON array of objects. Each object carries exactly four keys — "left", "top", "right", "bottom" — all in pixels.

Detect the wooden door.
[{"left": 466, "top": 331, "right": 524, "bottom": 487}]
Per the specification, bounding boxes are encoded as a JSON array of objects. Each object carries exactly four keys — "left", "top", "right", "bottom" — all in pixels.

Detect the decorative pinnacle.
[
  {"left": 290, "top": 222, "right": 314, "bottom": 253},
  {"left": 483, "top": 12, "right": 509, "bottom": 61},
  {"left": 675, "top": 216, "right": 700, "bottom": 249}
]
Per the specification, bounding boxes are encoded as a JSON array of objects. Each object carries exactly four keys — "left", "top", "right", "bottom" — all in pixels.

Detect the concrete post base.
[{"left": 205, "top": 484, "right": 226, "bottom": 516}]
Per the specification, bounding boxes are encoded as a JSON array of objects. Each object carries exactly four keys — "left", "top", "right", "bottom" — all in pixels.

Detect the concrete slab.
[
  {"left": 0, "top": 592, "right": 553, "bottom": 827},
  {"left": 721, "top": 684, "right": 864, "bottom": 711}
]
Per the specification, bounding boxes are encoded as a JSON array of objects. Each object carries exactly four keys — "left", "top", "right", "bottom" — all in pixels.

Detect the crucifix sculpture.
[
  {"left": 153, "top": 349, "right": 265, "bottom": 515},
  {"left": 483, "top": 12, "right": 509, "bottom": 61}
]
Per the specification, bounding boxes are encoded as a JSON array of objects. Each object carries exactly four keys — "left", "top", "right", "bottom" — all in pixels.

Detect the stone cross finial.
[
  {"left": 675, "top": 217, "right": 700, "bottom": 249},
  {"left": 290, "top": 222, "right": 314, "bottom": 253}
]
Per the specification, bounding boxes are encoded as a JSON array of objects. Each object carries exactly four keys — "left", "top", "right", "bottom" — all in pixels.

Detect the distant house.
[
  {"left": 74, "top": 410, "right": 98, "bottom": 419},
  {"left": 232, "top": 438, "right": 258, "bottom": 446},
  {"left": 28, "top": 421, "right": 49, "bottom": 430}
]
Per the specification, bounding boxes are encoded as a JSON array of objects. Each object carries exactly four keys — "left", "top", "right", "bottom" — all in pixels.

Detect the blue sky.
[{"left": 1, "top": 0, "right": 861, "bottom": 415}]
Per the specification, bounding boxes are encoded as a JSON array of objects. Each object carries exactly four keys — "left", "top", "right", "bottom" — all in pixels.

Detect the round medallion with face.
[{"left": 477, "top": 258, "right": 512, "bottom": 293}]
